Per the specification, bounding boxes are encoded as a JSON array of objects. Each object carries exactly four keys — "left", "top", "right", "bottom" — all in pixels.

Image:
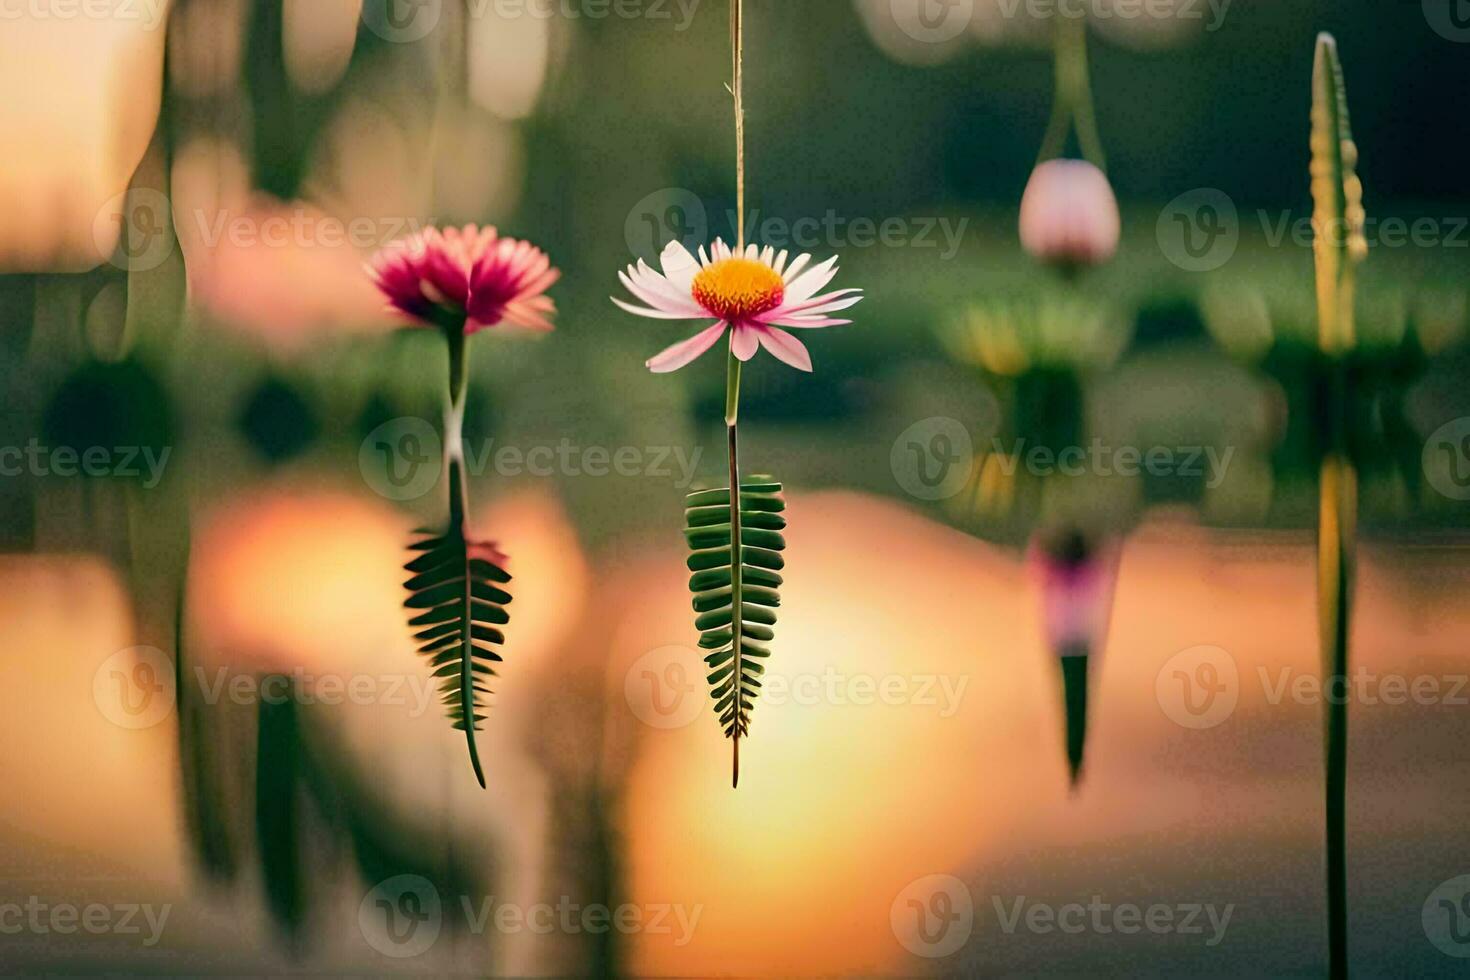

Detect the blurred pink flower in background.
[
  {"left": 1029, "top": 528, "right": 1119, "bottom": 656},
  {"left": 368, "top": 225, "right": 559, "bottom": 334},
  {"left": 1018, "top": 159, "right": 1121, "bottom": 271},
  {"left": 1028, "top": 528, "right": 1120, "bottom": 787},
  {"left": 188, "top": 195, "right": 398, "bottom": 349},
  {"left": 613, "top": 239, "right": 863, "bottom": 373}
]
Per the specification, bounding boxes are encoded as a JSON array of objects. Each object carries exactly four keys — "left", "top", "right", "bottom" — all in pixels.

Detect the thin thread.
[{"left": 731, "top": 0, "right": 745, "bottom": 248}]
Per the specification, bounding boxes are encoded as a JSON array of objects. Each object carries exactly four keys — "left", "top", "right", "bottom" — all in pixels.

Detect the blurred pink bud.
[
  {"left": 1029, "top": 529, "right": 1118, "bottom": 655},
  {"left": 1018, "top": 159, "right": 1120, "bottom": 271}
]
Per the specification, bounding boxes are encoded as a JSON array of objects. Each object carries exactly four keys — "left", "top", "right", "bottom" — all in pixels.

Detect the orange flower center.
[{"left": 691, "top": 258, "right": 784, "bottom": 321}]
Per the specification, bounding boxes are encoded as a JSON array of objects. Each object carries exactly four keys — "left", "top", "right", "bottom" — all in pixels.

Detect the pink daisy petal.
[
  {"left": 756, "top": 326, "right": 813, "bottom": 371},
  {"left": 466, "top": 234, "right": 560, "bottom": 331},
  {"left": 612, "top": 296, "right": 701, "bottom": 320},
  {"left": 634, "top": 259, "right": 704, "bottom": 309},
  {"left": 770, "top": 288, "right": 865, "bottom": 319},
  {"left": 619, "top": 268, "right": 706, "bottom": 317},
  {"left": 731, "top": 323, "right": 760, "bottom": 361},
  {"left": 660, "top": 242, "right": 701, "bottom": 293},
  {"left": 761, "top": 316, "right": 853, "bottom": 329},
  {"left": 646, "top": 322, "right": 728, "bottom": 373},
  {"left": 783, "top": 256, "right": 840, "bottom": 305},
  {"left": 781, "top": 253, "right": 813, "bottom": 281}
]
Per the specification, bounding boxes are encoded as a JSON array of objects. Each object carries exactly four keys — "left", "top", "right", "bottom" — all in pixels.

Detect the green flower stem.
[
  {"left": 725, "top": 334, "right": 744, "bottom": 788},
  {"left": 1320, "top": 454, "right": 1354, "bottom": 980},
  {"left": 724, "top": 340, "right": 743, "bottom": 427},
  {"left": 446, "top": 327, "right": 470, "bottom": 514}
]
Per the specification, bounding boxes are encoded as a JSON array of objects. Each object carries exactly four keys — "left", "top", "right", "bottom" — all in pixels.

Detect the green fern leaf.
[
  {"left": 684, "top": 477, "right": 786, "bottom": 786},
  {"left": 403, "top": 460, "right": 510, "bottom": 789}
]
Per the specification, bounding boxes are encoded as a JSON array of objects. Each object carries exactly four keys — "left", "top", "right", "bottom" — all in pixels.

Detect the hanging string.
[{"left": 729, "top": 0, "right": 746, "bottom": 248}]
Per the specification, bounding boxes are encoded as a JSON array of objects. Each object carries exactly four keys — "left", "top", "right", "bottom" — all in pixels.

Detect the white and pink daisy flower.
[
  {"left": 368, "top": 225, "right": 559, "bottom": 334},
  {"left": 613, "top": 239, "right": 863, "bottom": 373}
]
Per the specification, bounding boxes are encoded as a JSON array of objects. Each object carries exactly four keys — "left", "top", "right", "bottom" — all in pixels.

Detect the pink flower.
[
  {"left": 612, "top": 239, "right": 863, "bottom": 373},
  {"left": 1018, "top": 159, "right": 1120, "bottom": 271},
  {"left": 1029, "top": 530, "right": 1118, "bottom": 655},
  {"left": 368, "top": 225, "right": 559, "bottom": 334}
]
